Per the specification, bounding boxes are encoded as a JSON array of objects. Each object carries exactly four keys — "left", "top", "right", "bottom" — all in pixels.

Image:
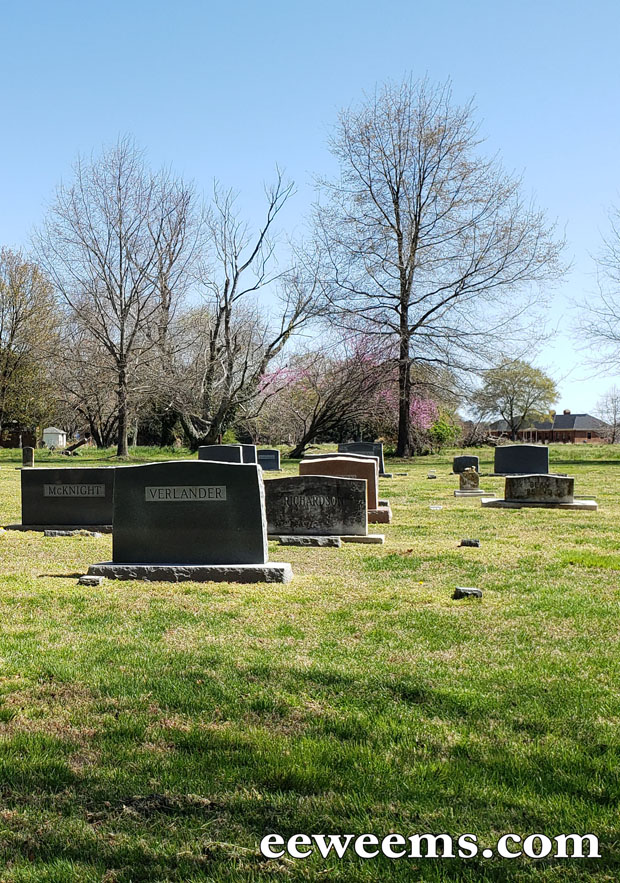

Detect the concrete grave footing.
[
  {"left": 481, "top": 498, "right": 598, "bottom": 511},
  {"left": 5, "top": 523, "right": 113, "bottom": 533},
  {"left": 268, "top": 533, "right": 385, "bottom": 545},
  {"left": 87, "top": 562, "right": 293, "bottom": 583},
  {"left": 368, "top": 504, "right": 392, "bottom": 524},
  {"left": 277, "top": 535, "right": 341, "bottom": 547},
  {"left": 454, "top": 490, "right": 493, "bottom": 497}
]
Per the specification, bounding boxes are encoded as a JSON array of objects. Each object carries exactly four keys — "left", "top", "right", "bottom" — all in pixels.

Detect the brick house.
[{"left": 489, "top": 410, "right": 611, "bottom": 443}]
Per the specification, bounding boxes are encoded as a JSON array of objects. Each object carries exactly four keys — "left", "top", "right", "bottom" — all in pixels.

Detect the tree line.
[{"left": 2, "top": 76, "right": 618, "bottom": 456}]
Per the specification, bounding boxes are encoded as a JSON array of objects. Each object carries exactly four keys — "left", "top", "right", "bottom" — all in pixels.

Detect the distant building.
[
  {"left": 42, "top": 427, "right": 67, "bottom": 448},
  {"left": 489, "top": 410, "right": 610, "bottom": 444}
]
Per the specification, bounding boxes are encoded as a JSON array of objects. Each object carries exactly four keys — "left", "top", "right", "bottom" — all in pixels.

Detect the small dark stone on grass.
[
  {"left": 459, "top": 539, "right": 480, "bottom": 547},
  {"left": 427, "top": 473, "right": 437, "bottom": 479},
  {"left": 453, "top": 586, "right": 483, "bottom": 599}
]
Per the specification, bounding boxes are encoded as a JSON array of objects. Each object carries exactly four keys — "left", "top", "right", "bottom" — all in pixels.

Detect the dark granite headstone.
[
  {"left": 265, "top": 475, "right": 367, "bottom": 537},
  {"left": 240, "top": 444, "right": 257, "bottom": 463},
  {"left": 198, "top": 444, "right": 243, "bottom": 463},
  {"left": 21, "top": 467, "right": 115, "bottom": 526},
  {"left": 112, "top": 460, "right": 268, "bottom": 565},
  {"left": 338, "top": 441, "right": 386, "bottom": 474},
  {"left": 494, "top": 444, "right": 549, "bottom": 475},
  {"left": 22, "top": 447, "right": 34, "bottom": 468},
  {"left": 257, "top": 448, "right": 281, "bottom": 471},
  {"left": 453, "top": 455, "right": 479, "bottom": 473}
]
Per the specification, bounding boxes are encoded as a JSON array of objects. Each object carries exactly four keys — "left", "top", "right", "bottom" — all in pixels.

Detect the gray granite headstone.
[
  {"left": 21, "top": 467, "right": 115, "bottom": 527},
  {"left": 460, "top": 468, "right": 480, "bottom": 490},
  {"left": 112, "top": 460, "right": 268, "bottom": 565},
  {"left": 505, "top": 473, "right": 574, "bottom": 503},
  {"left": 338, "top": 441, "right": 386, "bottom": 474},
  {"left": 265, "top": 474, "right": 367, "bottom": 536},
  {"left": 494, "top": 444, "right": 549, "bottom": 475},
  {"left": 257, "top": 448, "right": 281, "bottom": 471},
  {"left": 198, "top": 444, "right": 243, "bottom": 463},
  {"left": 453, "top": 455, "right": 479, "bottom": 473}
]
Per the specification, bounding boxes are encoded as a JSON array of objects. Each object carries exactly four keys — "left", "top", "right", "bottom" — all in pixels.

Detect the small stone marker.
[
  {"left": 494, "top": 444, "right": 549, "bottom": 475},
  {"left": 427, "top": 472, "right": 437, "bottom": 479},
  {"left": 198, "top": 444, "right": 243, "bottom": 463},
  {"left": 265, "top": 474, "right": 367, "bottom": 539},
  {"left": 10, "top": 467, "right": 115, "bottom": 531},
  {"left": 429, "top": 505, "right": 443, "bottom": 510},
  {"left": 78, "top": 575, "right": 104, "bottom": 586},
  {"left": 454, "top": 468, "right": 491, "bottom": 497},
  {"left": 459, "top": 539, "right": 480, "bottom": 547},
  {"left": 257, "top": 448, "right": 281, "bottom": 471},
  {"left": 453, "top": 586, "right": 483, "bottom": 599},
  {"left": 88, "top": 460, "right": 292, "bottom": 583},
  {"left": 453, "top": 455, "right": 479, "bottom": 474},
  {"left": 22, "top": 447, "right": 34, "bottom": 468}
]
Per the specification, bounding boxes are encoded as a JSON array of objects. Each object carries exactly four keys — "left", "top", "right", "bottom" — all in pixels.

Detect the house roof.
[
  {"left": 43, "top": 427, "right": 66, "bottom": 434},
  {"left": 490, "top": 413, "right": 610, "bottom": 432}
]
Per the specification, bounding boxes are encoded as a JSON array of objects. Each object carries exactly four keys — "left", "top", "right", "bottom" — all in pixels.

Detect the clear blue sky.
[{"left": 1, "top": 0, "right": 619, "bottom": 413}]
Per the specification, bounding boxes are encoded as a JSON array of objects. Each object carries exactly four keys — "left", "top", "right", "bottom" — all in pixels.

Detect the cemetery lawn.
[{"left": 0, "top": 445, "right": 619, "bottom": 882}]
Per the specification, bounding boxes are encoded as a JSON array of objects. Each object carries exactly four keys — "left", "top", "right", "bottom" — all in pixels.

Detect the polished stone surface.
[
  {"left": 299, "top": 456, "right": 379, "bottom": 509},
  {"left": 453, "top": 455, "right": 479, "bottom": 473},
  {"left": 494, "top": 444, "right": 549, "bottom": 475},
  {"left": 257, "top": 448, "right": 281, "bottom": 470},
  {"left": 481, "top": 497, "right": 597, "bottom": 511},
  {"left": 265, "top": 474, "right": 367, "bottom": 536},
  {"left": 240, "top": 444, "right": 257, "bottom": 463},
  {"left": 21, "top": 467, "right": 115, "bottom": 527},
  {"left": 197, "top": 445, "right": 243, "bottom": 463},
  {"left": 111, "top": 460, "right": 268, "bottom": 565}
]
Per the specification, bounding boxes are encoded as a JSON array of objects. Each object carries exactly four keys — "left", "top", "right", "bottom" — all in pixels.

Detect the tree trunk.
[
  {"left": 396, "top": 321, "right": 412, "bottom": 457},
  {"left": 116, "top": 365, "right": 129, "bottom": 457}
]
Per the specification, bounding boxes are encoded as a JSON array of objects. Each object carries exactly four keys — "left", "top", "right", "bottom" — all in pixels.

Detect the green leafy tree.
[{"left": 473, "top": 360, "right": 558, "bottom": 440}]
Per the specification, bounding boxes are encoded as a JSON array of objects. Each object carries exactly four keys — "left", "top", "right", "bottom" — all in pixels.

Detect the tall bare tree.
[
  {"left": 314, "top": 76, "right": 565, "bottom": 456},
  {"left": 579, "top": 205, "right": 620, "bottom": 371},
  {"left": 0, "top": 248, "right": 58, "bottom": 434},
  {"left": 596, "top": 386, "right": 620, "bottom": 444},
  {"left": 36, "top": 137, "right": 197, "bottom": 456},
  {"left": 174, "top": 176, "right": 321, "bottom": 446}
]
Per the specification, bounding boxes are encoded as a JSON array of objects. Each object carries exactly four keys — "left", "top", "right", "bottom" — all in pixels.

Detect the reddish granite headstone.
[{"left": 299, "top": 456, "right": 379, "bottom": 510}]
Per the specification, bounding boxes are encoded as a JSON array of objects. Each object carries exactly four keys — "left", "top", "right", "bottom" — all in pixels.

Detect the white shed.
[{"left": 43, "top": 427, "right": 67, "bottom": 449}]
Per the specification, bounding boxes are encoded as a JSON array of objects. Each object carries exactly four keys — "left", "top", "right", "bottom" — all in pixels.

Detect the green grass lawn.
[{"left": 0, "top": 445, "right": 619, "bottom": 881}]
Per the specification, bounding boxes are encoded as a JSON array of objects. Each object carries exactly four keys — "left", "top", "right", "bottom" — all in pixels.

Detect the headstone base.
[
  {"left": 277, "top": 535, "right": 341, "bottom": 547},
  {"left": 5, "top": 523, "right": 113, "bottom": 533},
  {"left": 481, "top": 498, "right": 597, "bottom": 511},
  {"left": 380, "top": 473, "right": 393, "bottom": 479},
  {"left": 268, "top": 533, "right": 385, "bottom": 544},
  {"left": 368, "top": 503, "right": 392, "bottom": 524},
  {"left": 454, "top": 490, "right": 493, "bottom": 497},
  {"left": 87, "top": 562, "right": 293, "bottom": 583}
]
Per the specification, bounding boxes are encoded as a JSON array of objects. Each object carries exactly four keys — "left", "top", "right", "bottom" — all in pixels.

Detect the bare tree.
[
  {"left": 596, "top": 386, "right": 620, "bottom": 443},
  {"left": 36, "top": 137, "right": 197, "bottom": 456},
  {"left": 0, "top": 248, "right": 58, "bottom": 434},
  {"left": 174, "top": 176, "right": 321, "bottom": 447},
  {"left": 579, "top": 206, "right": 620, "bottom": 371},
  {"left": 257, "top": 339, "right": 390, "bottom": 458},
  {"left": 313, "top": 76, "right": 565, "bottom": 456}
]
